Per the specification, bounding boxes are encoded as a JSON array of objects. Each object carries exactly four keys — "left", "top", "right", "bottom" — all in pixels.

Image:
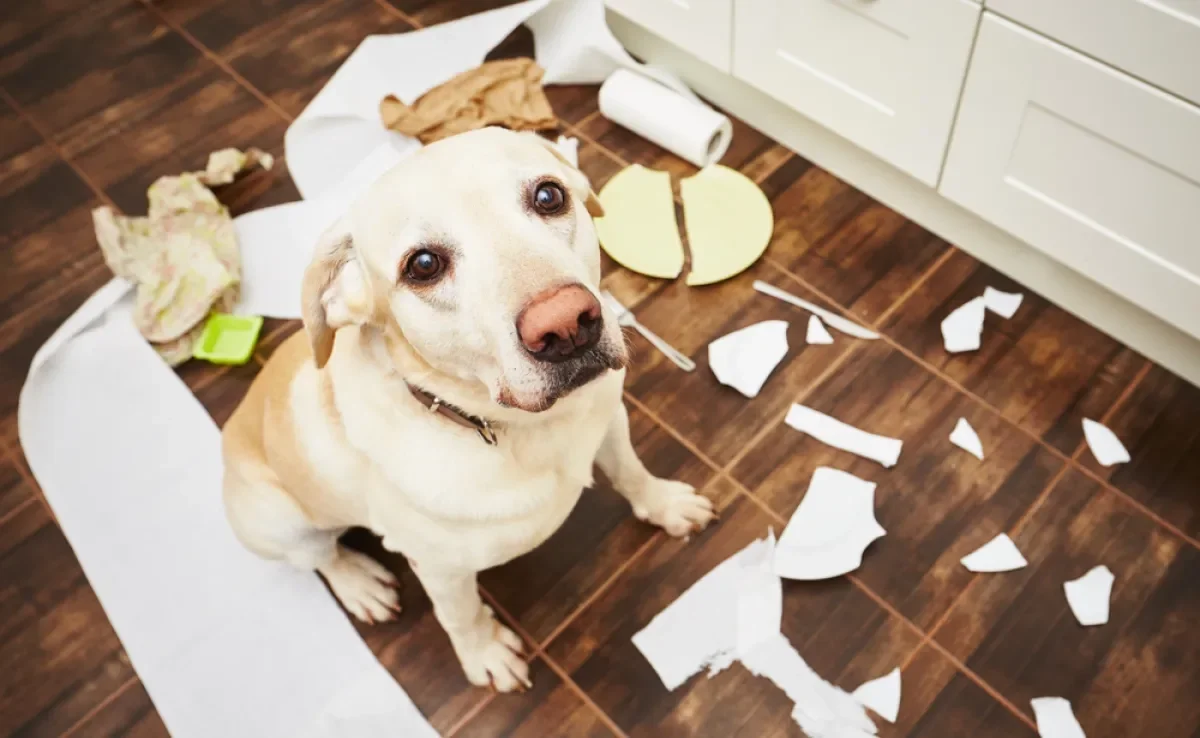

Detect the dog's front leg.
[
  {"left": 410, "top": 562, "right": 530, "bottom": 692},
  {"left": 596, "top": 402, "right": 716, "bottom": 537}
]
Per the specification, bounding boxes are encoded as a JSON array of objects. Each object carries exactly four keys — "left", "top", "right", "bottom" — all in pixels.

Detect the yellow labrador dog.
[{"left": 221, "top": 127, "right": 715, "bottom": 692}]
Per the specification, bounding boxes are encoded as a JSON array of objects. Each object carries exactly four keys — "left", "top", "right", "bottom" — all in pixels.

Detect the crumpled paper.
[
  {"left": 92, "top": 147, "right": 273, "bottom": 365},
  {"left": 379, "top": 57, "right": 557, "bottom": 144}
]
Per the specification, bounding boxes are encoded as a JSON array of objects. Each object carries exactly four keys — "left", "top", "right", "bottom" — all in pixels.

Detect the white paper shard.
[
  {"left": 983, "top": 287, "right": 1024, "bottom": 318},
  {"left": 752, "top": 280, "right": 880, "bottom": 339},
  {"left": 708, "top": 320, "right": 789, "bottom": 398},
  {"left": 806, "top": 315, "right": 834, "bottom": 345},
  {"left": 553, "top": 135, "right": 579, "bottom": 167},
  {"left": 741, "top": 633, "right": 878, "bottom": 738},
  {"left": 775, "top": 468, "right": 886, "bottom": 581},
  {"left": 852, "top": 668, "right": 901, "bottom": 723},
  {"left": 1082, "top": 419, "right": 1130, "bottom": 467},
  {"left": 785, "top": 404, "right": 903, "bottom": 468},
  {"left": 1031, "top": 697, "right": 1087, "bottom": 738},
  {"left": 631, "top": 536, "right": 778, "bottom": 691},
  {"left": 949, "top": 417, "right": 984, "bottom": 460},
  {"left": 941, "top": 296, "right": 986, "bottom": 353},
  {"left": 1063, "top": 566, "right": 1114, "bottom": 627},
  {"left": 961, "top": 534, "right": 1027, "bottom": 573}
]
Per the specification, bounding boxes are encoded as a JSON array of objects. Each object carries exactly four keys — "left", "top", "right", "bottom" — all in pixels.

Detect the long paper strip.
[{"left": 19, "top": 303, "right": 437, "bottom": 738}]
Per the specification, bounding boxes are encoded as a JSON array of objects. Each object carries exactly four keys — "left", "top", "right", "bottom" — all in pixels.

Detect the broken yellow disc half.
[
  {"left": 594, "top": 164, "right": 685, "bottom": 280},
  {"left": 681, "top": 165, "right": 774, "bottom": 286}
]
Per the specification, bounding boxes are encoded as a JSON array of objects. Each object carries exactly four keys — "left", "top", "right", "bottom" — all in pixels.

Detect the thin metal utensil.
[
  {"left": 752, "top": 280, "right": 880, "bottom": 339},
  {"left": 601, "top": 291, "right": 697, "bottom": 372}
]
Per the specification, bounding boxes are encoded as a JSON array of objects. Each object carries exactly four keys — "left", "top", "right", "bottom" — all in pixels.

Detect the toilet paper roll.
[{"left": 598, "top": 68, "right": 733, "bottom": 168}]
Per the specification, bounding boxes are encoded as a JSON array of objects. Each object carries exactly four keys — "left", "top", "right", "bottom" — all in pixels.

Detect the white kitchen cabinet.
[
  {"left": 988, "top": 0, "right": 1200, "bottom": 106},
  {"left": 731, "top": 0, "right": 980, "bottom": 186},
  {"left": 940, "top": 14, "right": 1200, "bottom": 340},
  {"left": 605, "top": 0, "right": 733, "bottom": 72}
]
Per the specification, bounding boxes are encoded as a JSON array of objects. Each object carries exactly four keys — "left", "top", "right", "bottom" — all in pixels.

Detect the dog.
[{"left": 221, "top": 127, "right": 715, "bottom": 692}]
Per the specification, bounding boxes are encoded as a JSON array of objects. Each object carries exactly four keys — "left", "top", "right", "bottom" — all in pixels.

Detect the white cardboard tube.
[{"left": 598, "top": 68, "right": 733, "bottom": 167}]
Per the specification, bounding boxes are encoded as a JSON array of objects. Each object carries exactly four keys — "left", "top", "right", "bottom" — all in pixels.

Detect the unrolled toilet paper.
[{"left": 599, "top": 68, "right": 733, "bottom": 168}]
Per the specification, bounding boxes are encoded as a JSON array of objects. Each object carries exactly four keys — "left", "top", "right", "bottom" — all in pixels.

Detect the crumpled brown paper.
[
  {"left": 92, "top": 148, "right": 273, "bottom": 366},
  {"left": 380, "top": 57, "right": 558, "bottom": 144}
]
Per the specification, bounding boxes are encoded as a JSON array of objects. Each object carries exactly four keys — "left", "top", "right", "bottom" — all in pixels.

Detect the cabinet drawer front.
[
  {"left": 941, "top": 14, "right": 1200, "bottom": 339},
  {"left": 606, "top": 0, "right": 733, "bottom": 72},
  {"left": 732, "top": 0, "right": 980, "bottom": 185},
  {"left": 989, "top": 0, "right": 1200, "bottom": 106}
]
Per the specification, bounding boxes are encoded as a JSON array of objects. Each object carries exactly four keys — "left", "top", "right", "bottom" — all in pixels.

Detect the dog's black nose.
[{"left": 516, "top": 284, "right": 603, "bottom": 363}]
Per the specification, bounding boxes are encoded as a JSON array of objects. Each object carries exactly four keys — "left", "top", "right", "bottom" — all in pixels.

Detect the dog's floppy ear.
[
  {"left": 301, "top": 216, "right": 373, "bottom": 369},
  {"left": 526, "top": 133, "right": 605, "bottom": 218}
]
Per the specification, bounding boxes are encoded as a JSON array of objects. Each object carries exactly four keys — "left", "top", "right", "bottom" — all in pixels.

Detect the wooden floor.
[{"left": 3, "top": 0, "right": 1199, "bottom": 736}]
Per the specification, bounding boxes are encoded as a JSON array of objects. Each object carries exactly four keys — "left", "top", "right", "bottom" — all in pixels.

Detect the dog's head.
[{"left": 300, "top": 127, "right": 626, "bottom": 413}]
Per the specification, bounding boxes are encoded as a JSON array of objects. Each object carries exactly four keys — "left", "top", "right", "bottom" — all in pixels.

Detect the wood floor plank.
[
  {"left": 732, "top": 339, "right": 1064, "bottom": 629},
  {"left": 452, "top": 658, "right": 618, "bottom": 738},
  {"left": 934, "top": 469, "right": 1200, "bottom": 737},
  {"left": 881, "top": 250, "right": 1147, "bottom": 455},
  {"left": 897, "top": 646, "right": 1037, "bottom": 737},
  {"left": 0, "top": 0, "right": 204, "bottom": 144},
  {"left": 620, "top": 261, "right": 857, "bottom": 467},
  {"left": 1076, "top": 364, "right": 1200, "bottom": 540},
  {"left": 481, "top": 406, "right": 719, "bottom": 643},
  {"left": 0, "top": 502, "right": 134, "bottom": 736},
  {"left": 0, "top": 454, "right": 31, "bottom": 530},
  {"left": 542, "top": 490, "right": 925, "bottom": 736},
  {"left": 61, "top": 679, "right": 168, "bottom": 738}
]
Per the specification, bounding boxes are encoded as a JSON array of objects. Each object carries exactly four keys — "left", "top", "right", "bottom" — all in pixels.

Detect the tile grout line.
[
  {"left": 870, "top": 247, "right": 956, "bottom": 327},
  {"left": 539, "top": 655, "right": 632, "bottom": 738},
  {"left": 59, "top": 675, "right": 140, "bottom": 738},
  {"left": 0, "top": 86, "right": 120, "bottom": 211},
  {"left": 561, "top": 120, "right": 628, "bottom": 169},
  {"left": 0, "top": 496, "right": 37, "bottom": 529},
  {"left": 136, "top": 0, "right": 296, "bottom": 124},
  {"left": 442, "top": 693, "right": 497, "bottom": 737},
  {"left": 764, "top": 261, "right": 1200, "bottom": 551},
  {"left": 1, "top": 434, "right": 55, "bottom": 521},
  {"left": 371, "top": 0, "right": 423, "bottom": 27}
]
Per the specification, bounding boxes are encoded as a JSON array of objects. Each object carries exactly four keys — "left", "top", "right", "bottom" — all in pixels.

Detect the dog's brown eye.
[
  {"left": 532, "top": 181, "right": 566, "bottom": 215},
  {"left": 405, "top": 250, "right": 444, "bottom": 282}
]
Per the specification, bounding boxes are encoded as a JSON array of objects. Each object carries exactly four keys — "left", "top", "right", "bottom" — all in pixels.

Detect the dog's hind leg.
[{"left": 223, "top": 468, "right": 401, "bottom": 624}]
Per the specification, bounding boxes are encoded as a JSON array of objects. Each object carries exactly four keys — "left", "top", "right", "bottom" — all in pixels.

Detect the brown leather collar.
[{"left": 406, "top": 384, "right": 499, "bottom": 446}]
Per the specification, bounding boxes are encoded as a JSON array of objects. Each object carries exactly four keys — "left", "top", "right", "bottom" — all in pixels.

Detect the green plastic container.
[{"left": 193, "top": 313, "right": 264, "bottom": 365}]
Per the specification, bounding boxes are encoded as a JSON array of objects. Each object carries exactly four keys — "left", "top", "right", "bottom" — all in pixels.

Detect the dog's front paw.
[
  {"left": 457, "top": 618, "right": 531, "bottom": 693},
  {"left": 633, "top": 479, "right": 716, "bottom": 538},
  {"left": 322, "top": 548, "right": 401, "bottom": 625}
]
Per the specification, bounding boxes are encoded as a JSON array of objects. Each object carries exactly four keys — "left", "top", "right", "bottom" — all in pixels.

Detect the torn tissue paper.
[
  {"left": 961, "top": 533, "right": 1027, "bottom": 573},
  {"left": 708, "top": 320, "right": 789, "bottom": 398},
  {"left": 785, "top": 404, "right": 903, "bottom": 468},
  {"left": 852, "top": 668, "right": 901, "bottom": 724},
  {"left": 1082, "top": 419, "right": 1130, "bottom": 467},
  {"left": 1031, "top": 697, "right": 1088, "bottom": 738},
  {"left": 753, "top": 280, "right": 879, "bottom": 339},
  {"left": 983, "top": 286, "right": 1024, "bottom": 318},
  {"left": 775, "top": 468, "right": 885, "bottom": 581},
  {"left": 93, "top": 147, "right": 272, "bottom": 365},
  {"left": 1063, "top": 565, "right": 1114, "bottom": 627}
]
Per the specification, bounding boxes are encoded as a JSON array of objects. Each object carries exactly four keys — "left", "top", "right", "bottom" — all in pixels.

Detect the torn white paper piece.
[
  {"left": 1063, "top": 566, "right": 1114, "bottom": 627},
  {"left": 775, "top": 468, "right": 885, "bottom": 581},
  {"left": 20, "top": 303, "right": 437, "bottom": 738},
  {"left": 1082, "top": 419, "right": 1130, "bottom": 467},
  {"left": 735, "top": 532, "right": 783, "bottom": 656},
  {"left": 941, "top": 296, "right": 986, "bottom": 353},
  {"left": 631, "top": 536, "right": 777, "bottom": 690},
  {"left": 753, "top": 280, "right": 880, "bottom": 339},
  {"left": 949, "top": 417, "right": 984, "bottom": 460},
  {"left": 806, "top": 315, "right": 834, "bottom": 345},
  {"left": 984, "top": 287, "right": 1024, "bottom": 318},
  {"left": 741, "top": 633, "right": 878, "bottom": 738},
  {"left": 708, "top": 320, "right": 789, "bottom": 398},
  {"left": 785, "top": 404, "right": 903, "bottom": 468},
  {"left": 553, "top": 135, "right": 579, "bottom": 167},
  {"left": 285, "top": 0, "right": 700, "bottom": 199},
  {"left": 1031, "top": 697, "right": 1087, "bottom": 738},
  {"left": 961, "top": 534, "right": 1027, "bottom": 573},
  {"left": 852, "top": 668, "right": 901, "bottom": 723}
]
